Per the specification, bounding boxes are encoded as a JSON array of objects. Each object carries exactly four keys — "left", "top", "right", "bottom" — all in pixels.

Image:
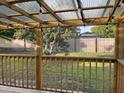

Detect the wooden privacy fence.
[
  {"left": 116, "top": 60, "right": 124, "bottom": 93},
  {"left": 0, "top": 55, "right": 117, "bottom": 93}
]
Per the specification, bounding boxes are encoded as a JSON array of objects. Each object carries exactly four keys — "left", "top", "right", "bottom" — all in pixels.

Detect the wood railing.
[
  {"left": 42, "top": 56, "right": 116, "bottom": 93},
  {"left": 0, "top": 55, "right": 117, "bottom": 93},
  {"left": 116, "top": 60, "right": 124, "bottom": 93},
  {"left": 0, "top": 55, "right": 36, "bottom": 89}
]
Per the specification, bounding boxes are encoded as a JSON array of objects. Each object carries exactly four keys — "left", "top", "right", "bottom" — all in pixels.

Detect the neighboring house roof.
[{"left": 80, "top": 34, "right": 97, "bottom": 38}]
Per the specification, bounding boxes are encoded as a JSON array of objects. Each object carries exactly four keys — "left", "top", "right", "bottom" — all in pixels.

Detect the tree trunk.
[{"left": 24, "top": 38, "right": 26, "bottom": 51}]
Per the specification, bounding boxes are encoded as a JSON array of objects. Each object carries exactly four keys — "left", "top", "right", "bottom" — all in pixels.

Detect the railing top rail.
[
  {"left": 118, "top": 59, "right": 124, "bottom": 65},
  {"left": 43, "top": 56, "right": 116, "bottom": 63},
  {"left": 0, "top": 54, "right": 35, "bottom": 57},
  {"left": 0, "top": 54, "right": 116, "bottom": 62}
]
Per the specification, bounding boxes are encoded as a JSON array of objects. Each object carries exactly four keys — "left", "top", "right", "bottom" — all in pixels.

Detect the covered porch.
[{"left": 0, "top": 0, "right": 124, "bottom": 93}]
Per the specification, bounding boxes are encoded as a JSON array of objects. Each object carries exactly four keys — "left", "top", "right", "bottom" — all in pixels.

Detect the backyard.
[
  {"left": 0, "top": 0, "right": 123, "bottom": 93},
  {"left": 56, "top": 52, "right": 114, "bottom": 57},
  {"left": 0, "top": 55, "right": 115, "bottom": 93}
]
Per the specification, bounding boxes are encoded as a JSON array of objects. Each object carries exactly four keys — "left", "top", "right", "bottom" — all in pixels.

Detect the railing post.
[{"left": 35, "top": 27, "right": 42, "bottom": 90}]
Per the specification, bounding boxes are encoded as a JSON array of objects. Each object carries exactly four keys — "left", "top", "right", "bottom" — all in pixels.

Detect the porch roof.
[{"left": 0, "top": 0, "right": 123, "bottom": 29}]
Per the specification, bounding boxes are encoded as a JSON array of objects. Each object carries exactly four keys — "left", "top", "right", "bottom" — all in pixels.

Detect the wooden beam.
[
  {"left": 39, "top": 18, "right": 110, "bottom": 27},
  {"left": 0, "top": 17, "right": 118, "bottom": 28},
  {"left": 72, "top": 0, "right": 80, "bottom": 19},
  {"left": 0, "top": 13, "right": 32, "bottom": 26},
  {"left": 9, "top": 0, "right": 33, "bottom": 4},
  {"left": 107, "top": 0, "right": 121, "bottom": 22},
  {"left": 77, "top": 0, "right": 85, "bottom": 22},
  {"left": 36, "top": 0, "right": 64, "bottom": 23},
  {"left": 0, "top": 0, "right": 33, "bottom": 5},
  {"left": 0, "top": 20, "right": 120, "bottom": 29},
  {"left": 115, "top": 11, "right": 124, "bottom": 23},
  {"left": 102, "top": 0, "right": 111, "bottom": 16},
  {"left": 0, "top": 0, "right": 44, "bottom": 24}
]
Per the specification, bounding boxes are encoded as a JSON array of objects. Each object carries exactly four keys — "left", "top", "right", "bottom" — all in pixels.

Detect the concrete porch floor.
[{"left": 0, "top": 85, "right": 56, "bottom": 93}]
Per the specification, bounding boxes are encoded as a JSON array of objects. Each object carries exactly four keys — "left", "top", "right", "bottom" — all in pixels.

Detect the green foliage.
[
  {"left": 91, "top": 25, "right": 116, "bottom": 38},
  {"left": 0, "top": 29, "right": 15, "bottom": 38},
  {"left": 2, "top": 27, "right": 79, "bottom": 54},
  {"left": 42, "top": 26, "right": 80, "bottom": 55},
  {"left": 13, "top": 28, "right": 35, "bottom": 41},
  {"left": 13, "top": 28, "right": 35, "bottom": 50}
]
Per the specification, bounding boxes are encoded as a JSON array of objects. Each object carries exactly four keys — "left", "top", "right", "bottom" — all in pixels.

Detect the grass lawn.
[
  {"left": 43, "top": 60, "right": 114, "bottom": 93},
  {"left": 56, "top": 52, "right": 114, "bottom": 57},
  {"left": 0, "top": 53, "right": 115, "bottom": 93}
]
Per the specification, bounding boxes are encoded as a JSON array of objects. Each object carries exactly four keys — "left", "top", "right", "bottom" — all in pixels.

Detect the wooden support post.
[
  {"left": 114, "top": 23, "right": 120, "bottom": 93},
  {"left": 114, "top": 23, "right": 124, "bottom": 93},
  {"left": 115, "top": 23, "right": 120, "bottom": 59},
  {"left": 35, "top": 27, "right": 42, "bottom": 90},
  {"left": 118, "top": 23, "right": 124, "bottom": 59}
]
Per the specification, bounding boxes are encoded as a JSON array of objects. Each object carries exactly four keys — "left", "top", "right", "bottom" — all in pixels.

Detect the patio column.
[
  {"left": 118, "top": 23, "right": 124, "bottom": 59},
  {"left": 115, "top": 23, "right": 120, "bottom": 59},
  {"left": 35, "top": 27, "right": 42, "bottom": 90}
]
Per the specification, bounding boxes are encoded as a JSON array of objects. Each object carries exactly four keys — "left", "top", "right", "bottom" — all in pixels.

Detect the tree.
[
  {"left": 13, "top": 28, "right": 35, "bottom": 51},
  {"left": 0, "top": 29, "right": 15, "bottom": 38},
  {"left": 13, "top": 27, "right": 80, "bottom": 55},
  {"left": 42, "top": 26, "right": 80, "bottom": 55},
  {"left": 91, "top": 25, "right": 116, "bottom": 38}
]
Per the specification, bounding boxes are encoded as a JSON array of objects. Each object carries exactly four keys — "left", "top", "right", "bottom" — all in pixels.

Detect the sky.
[{"left": 79, "top": 26, "right": 93, "bottom": 33}]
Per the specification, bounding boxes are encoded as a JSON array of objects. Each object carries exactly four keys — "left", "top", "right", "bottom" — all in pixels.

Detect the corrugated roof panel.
[
  {"left": 43, "top": 0, "right": 78, "bottom": 10},
  {"left": 35, "top": 14, "right": 56, "bottom": 21},
  {"left": 12, "top": 16, "right": 35, "bottom": 22},
  {"left": 15, "top": 1, "right": 41, "bottom": 13},
  {"left": 57, "top": 12, "right": 79, "bottom": 20},
  {"left": 114, "top": 6, "right": 124, "bottom": 16},
  {"left": 80, "top": 0, "right": 115, "bottom": 8},
  {"left": 83, "top": 9, "right": 105, "bottom": 18},
  {"left": 109, "top": 0, "right": 116, "bottom": 5},
  {"left": 103, "top": 8, "right": 113, "bottom": 17},
  {"left": 0, "top": 6, "right": 19, "bottom": 15},
  {"left": 0, "top": 18, "right": 13, "bottom": 23}
]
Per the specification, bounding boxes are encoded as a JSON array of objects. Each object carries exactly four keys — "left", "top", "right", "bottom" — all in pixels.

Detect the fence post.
[{"left": 35, "top": 27, "right": 42, "bottom": 90}]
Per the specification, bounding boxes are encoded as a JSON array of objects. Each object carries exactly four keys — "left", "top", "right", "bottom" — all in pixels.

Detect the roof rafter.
[
  {"left": 0, "top": 17, "right": 121, "bottom": 29},
  {"left": 0, "top": 0, "right": 33, "bottom": 5},
  {"left": 9, "top": 0, "right": 33, "bottom": 4},
  {"left": 0, "top": 13, "right": 32, "bottom": 26},
  {"left": 0, "top": 0, "right": 44, "bottom": 24},
  {"left": 102, "top": 0, "right": 111, "bottom": 16},
  {"left": 115, "top": 11, "right": 124, "bottom": 23},
  {"left": 77, "top": 0, "right": 85, "bottom": 22},
  {"left": 120, "top": 15, "right": 124, "bottom": 23},
  {"left": 107, "top": 0, "right": 121, "bottom": 22},
  {"left": 36, "top": 0, "right": 64, "bottom": 24}
]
